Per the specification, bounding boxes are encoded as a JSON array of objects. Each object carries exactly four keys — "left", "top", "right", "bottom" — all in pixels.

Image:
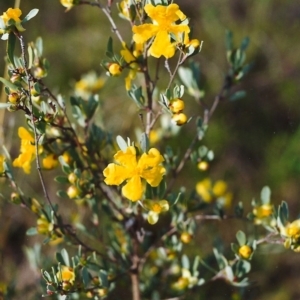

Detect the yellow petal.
[
  {"left": 147, "top": 211, "right": 159, "bottom": 225},
  {"left": 122, "top": 174, "right": 143, "bottom": 201},
  {"left": 158, "top": 200, "right": 169, "bottom": 212},
  {"left": 150, "top": 30, "right": 175, "bottom": 58},
  {"left": 18, "top": 126, "right": 34, "bottom": 142},
  {"left": 103, "top": 163, "right": 131, "bottom": 185},
  {"left": 114, "top": 146, "right": 137, "bottom": 170},
  {"left": 133, "top": 24, "right": 158, "bottom": 44}
]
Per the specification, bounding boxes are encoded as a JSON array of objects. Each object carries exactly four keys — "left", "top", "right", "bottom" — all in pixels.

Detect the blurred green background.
[{"left": 0, "top": 0, "right": 300, "bottom": 299}]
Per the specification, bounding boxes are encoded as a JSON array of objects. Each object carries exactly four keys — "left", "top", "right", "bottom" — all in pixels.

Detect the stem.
[
  {"left": 166, "top": 52, "right": 184, "bottom": 91},
  {"left": 166, "top": 76, "right": 231, "bottom": 194},
  {"left": 16, "top": 33, "right": 57, "bottom": 216},
  {"left": 130, "top": 268, "right": 140, "bottom": 300}
]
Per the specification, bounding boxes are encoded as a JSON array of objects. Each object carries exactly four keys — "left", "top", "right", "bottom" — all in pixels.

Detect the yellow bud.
[
  {"left": 197, "top": 161, "right": 209, "bottom": 171},
  {"left": 238, "top": 245, "right": 252, "bottom": 259},
  {"left": 10, "top": 192, "right": 21, "bottom": 204},
  {"left": 108, "top": 63, "right": 122, "bottom": 76},
  {"left": 68, "top": 173, "right": 77, "bottom": 184},
  {"left": 42, "top": 154, "right": 58, "bottom": 169},
  {"left": 62, "top": 152, "right": 72, "bottom": 165},
  {"left": 8, "top": 92, "right": 20, "bottom": 104},
  {"left": 169, "top": 98, "right": 185, "bottom": 114},
  {"left": 180, "top": 232, "right": 193, "bottom": 244},
  {"left": 67, "top": 185, "right": 80, "bottom": 199},
  {"left": 172, "top": 113, "right": 187, "bottom": 126},
  {"left": 10, "top": 74, "right": 22, "bottom": 83}
]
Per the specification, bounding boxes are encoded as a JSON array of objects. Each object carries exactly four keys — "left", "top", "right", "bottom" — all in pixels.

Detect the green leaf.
[
  {"left": 225, "top": 30, "right": 233, "bottom": 51},
  {"left": 27, "top": 44, "right": 33, "bottom": 69},
  {"left": 22, "top": 9, "right": 39, "bottom": 23},
  {"left": 230, "top": 90, "right": 246, "bottom": 101},
  {"left": 57, "top": 190, "right": 68, "bottom": 198},
  {"left": 207, "top": 150, "right": 214, "bottom": 161},
  {"left": 26, "top": 227, "right": 38, "bottom": 236},
  {"left": 236, "top": 230, "right": 246, "bottom": 246},
  {"left": 0, "top": 77, "right": 19, "bottom": 91},
  {"left": 181, "top": 254, "right": 190, "bottom": 269},
  {"left": 55, "top": 176, "right": 69, "bottom": 184},
  {"left": 99, "top": 269, "right": 108, "bottom": 287},
  {"left": 0, "top": 103, "right": 11, "bottom": 109},
  {"left": 198, "top": 145, "right": 208, "bottom": 158},
  {"left": 240, "top": 36, "right": 250, "bottom": 52},
  {"left": 233, "top": 259, "right": 251, "bottom": 278},
  {"left": 60, "top": 248, "right": 70, "bottom": 266},
  {"left": 35, "top": 37, "right": 43, "bottom": 56},
  {"left": 235, "top": 202, "right": 244, "bottom": 217},
  {"left": 116, "top": 135, "right": 127, "bottom": 151},
  {"left": 41, "top": 270, "right": 52, "bottom": 283},
  {"left": 260, "top": 186, "right": 271, "bottom": 204},
  {"left": 278, "top": 201, "right": 289, "bottom": 225},
  {"left": 82, "top": 267, "right": 90, "bottom": 287},
  {"left": 106, "top": 37, "right": 114, "bottom": 58},
  {"left": 140, "top": 132, "right": 149, "bottom": 153},
  {"left": 7, "top": 33, "right": 16, "bottom": 66}
]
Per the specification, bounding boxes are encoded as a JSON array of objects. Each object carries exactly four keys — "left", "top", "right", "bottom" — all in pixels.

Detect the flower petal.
[
  {"left": 147, "top": 211, "right": 159, "bottom": 225},
  {"left": 133, "top": 23, "right": 158, "bottom": 44},
  {"left": 139, "top": 148, "right": 166, "bottom": 186},
  {"left": 149, "top": 30, "right": 175, "bottom": 58},
  {"left": 103, "top": 163, "right": 130, "bottom": 185},
  {"left": 159, "top": 200, "right": 169, "bottom": 212},
  {"left": 114, "top": 146, "right": 137, "bottom": 170},
  {"left": 122, "top": 175, "right": 144, "bottom": 201}
]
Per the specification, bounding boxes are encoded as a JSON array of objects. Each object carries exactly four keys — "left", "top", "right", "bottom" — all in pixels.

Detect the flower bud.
[
  {"left": 8, "top": 92, "right": 20, "bottom": 104},
  {"left": 172, "top": 113, "right": 187, "bottom": 126},
  {"left": 197, "top": 161, "right": 209, "bottom": 171},
  {"left": 108, "top": 63, "right": 122, "bottom": 76},
  {"left": 238, "top": 245, "right": 253, "bottom": 259},
  {"left": 169, "top": 98, "right": 185, "bottom": 113},
  {"left": 10, "top": 192, "right": 21, "bottom": 204},
  {"left": 68, "top": 173, "right": 77, "bottom": 184},
  {"left": 180, "top": 232, "right": 193, "bottom": 244},
  {"left": 67, "top": 185, "right": 80, "bottom": 199}
]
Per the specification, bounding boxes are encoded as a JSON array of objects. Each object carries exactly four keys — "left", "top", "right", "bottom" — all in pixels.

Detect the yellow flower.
[
  {"left": 196, "top": 179, "right": 212, "bottom": 202},
  {"left": 132, "top": 4, "right": 190, "bottom": 58},
  {"left": 37, "top": 215, "right": 53, "bottom": 235},
  {"left": 212, "top": 180, "right": 227, "bottom": 197},
  {"left": 60, "top": 0, "right": 77, "bottom": 11},
  {"left": 75, "top": 71, "right": 105, "bottom": 99},
  {"left": 56, "top": 266, "right": 75, "bottom": 286},
  {"left": 13, "top": 127, "right": 36, "bottom": 174},
  {"left": 238, "top": 245, "right": 253, "bottom": 260},
  {"left": 103, "top": 146, "right": 166, "bottom": 201},
  {"left": 253, "top": 204, "right": 273, "bottom": 219},
  {"left": 0, "top": 8, "right": 25, "bottom": 33},
  {"left": 0, "top": 154, "right": 5, "bottom": 173},
  {"left": 144, "top": 200, "right": 169, "bottom": 224},
  {"left": 42, "top": 154, "right": 58, "bottom": 169},
  {"left": 285, "top": 220, "right": 300, "bottom": 239},
  {"left": 172, "top": 268, "right": 198, "bottom": 290}
]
